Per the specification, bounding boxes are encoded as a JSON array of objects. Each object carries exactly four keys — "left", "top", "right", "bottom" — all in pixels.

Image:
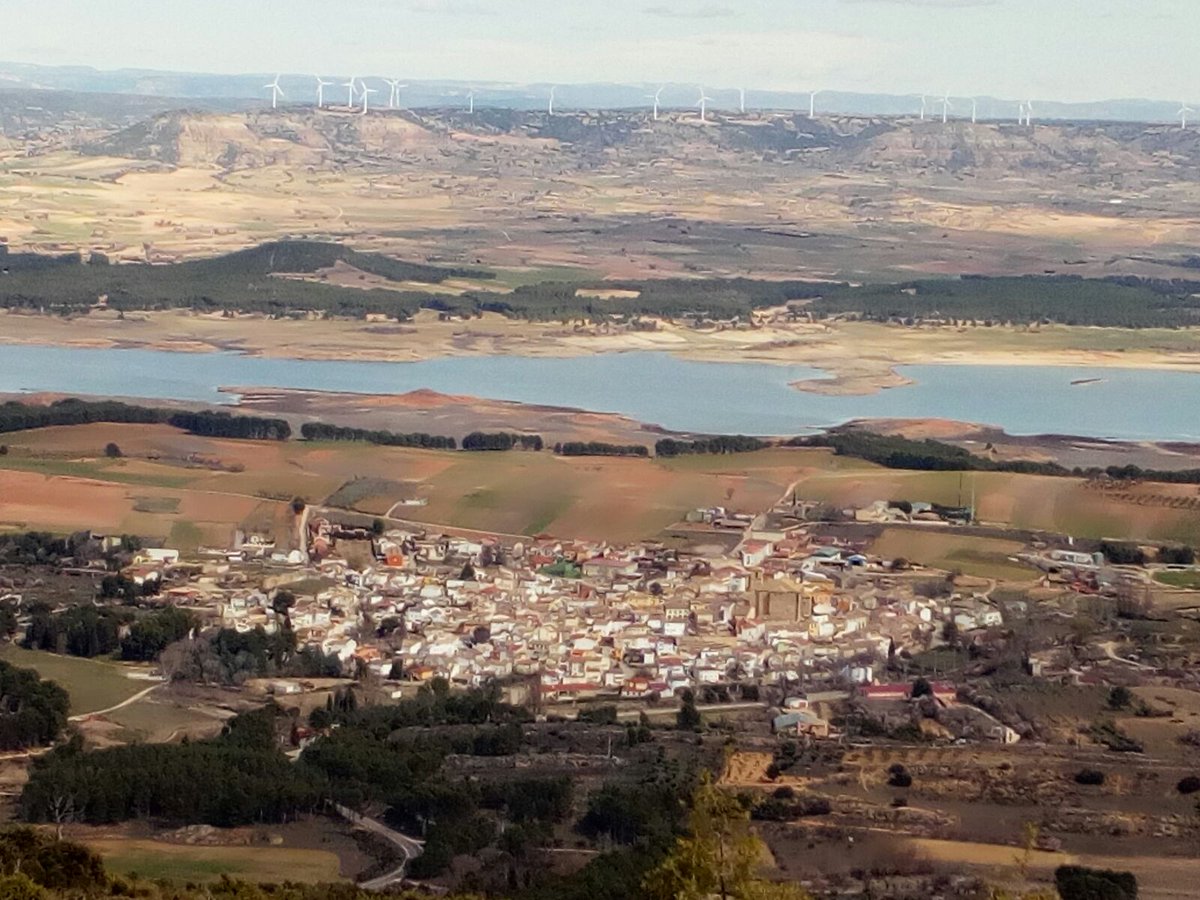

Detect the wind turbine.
[
  {"left": 467, "top": 90, "right": 475, "bottom": 114},
  {"left": 264, "top": 74, "right": 285, "bottom": 110},
  {"left": 970, "top": 98, "right": 977, "bottom": 124},
  {"left": 738, "top": 87, "right": 746, "bottom": 114},
  {"left": 361, "top": 82, "right": 378, "bottom": 115},
  {"left": 808, "top": 90, "right": 819, "bottom": 119},
  {"left": 314, "top": 75, "right": 333, "bottom": 108},
  {"left": 647, "top": 86, "right": 664, "bottom": 121},
  {"left": 1025, "top": 99, "right": 1035, "bottom": 127},
  {"left": 919, "top": 94, "right": 927, "bottom": 121},
  {"left": 344, "top": 75, "right": 359, "bottom": 108},
  {"left": 384, "top": 79, "right": 406, "bottom": 109},
  {"left": 1179, "top": 101, "right": 1194, "bottom": 130},
  {"left": 941, "top": 93, "right": 952, "bottom": 123},
  {"left": 697, "top": 86, "right": 714, "bottom": 123},
  {"left": 548, "top": 85, "right": 556, "bottom": 115}
]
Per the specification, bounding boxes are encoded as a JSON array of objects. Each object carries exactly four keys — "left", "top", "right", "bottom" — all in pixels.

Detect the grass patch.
[
  {"left": 131, "top": 496, "right": 180, "bottom": 514},
  {"left": 486, "top": 265, "right": 596, "bottom": 288},
  {"left": 325, "top": 477, "right": 412, "bottom": 510},
  {"left": 871, "top": 528, "right": 1036, "bottom": 582},
  {"left": 1152, "top": 569, "right": 1200, "bottom": 589},
  {"left": 166, "top": 521, "right": 205, "bottom": 551},
  {"left": 523, "top": 495, "right": 574, "bottom": 536},
  {"left": 0, "top": 645, "right": 147, "bottom": 715},
  {"left": 459, "top": 488, "right": 503, "bottom": 510},
  {"left": 84, "top": 839, "right": 342, "bottom": 884},
  {"left": 0, "top": 456, "right": 192, "bottom": 488},
  {"left": 103, "top": 699, "right": 225, "bottom": 743}
]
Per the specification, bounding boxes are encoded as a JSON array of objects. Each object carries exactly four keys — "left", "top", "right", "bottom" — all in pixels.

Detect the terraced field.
[{"left": 0, "top": 425, "right": 821, "bottom": 542}]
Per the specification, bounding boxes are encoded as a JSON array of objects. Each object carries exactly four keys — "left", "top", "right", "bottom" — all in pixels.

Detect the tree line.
[
  {"left": 23, "top": 604, "right": 193, "bottom": 662},
  {"left": 160, "top": 626, "right": 342, "bottom": 685},
  {"left": 655, "top": 435, "right": 770, "bottom": 457},
  {"left": 165, "top": 410, "right": 291, "bottom": 441},
  {"left": 21, "top": 708, "right": 322, "bottom": 827},
  {"left": 796, "top": 430, "right": 1200, "bottom": 485},
  {"left": 6, "top": 240, "right": 1198, "bottom": 328},
  {"left": 0, "top": 660, "right": 69, "bottom": 751},
  {"left": 554, "top": 441, "right": 649, "bottom": 457},
  {"left": 0, "top": 531, "right": 133, "bottom": 566},
  {"left": 0, "top": 399, "right": 290, "bottom": 441},
  {"left": 805, "top": 273, "right": 1200, "bottom": 329},
  {"left": 300, "top": 422, "right": 456, "bottom": 449},
  {"left": 462, "top": 432, "right": 544, "bottom": 451},
  {"left": 0, "top": 399, "right": 161, "bottom": 435}
]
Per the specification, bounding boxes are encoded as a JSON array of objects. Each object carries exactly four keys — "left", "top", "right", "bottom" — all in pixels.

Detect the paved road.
[{"left": 333, "top": 803, "right": 425, "bottom": 891}]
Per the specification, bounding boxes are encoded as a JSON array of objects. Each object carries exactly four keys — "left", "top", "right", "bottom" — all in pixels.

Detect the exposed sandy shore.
[
  {"left": 3, "top": 309, "right": 1200, "bottom": 397},
  {"left": 10, "top": 384, "right": 1200, "bottom": 473},
  {"left": 230, "top": 386, "right": 671, "bottom": 446}
]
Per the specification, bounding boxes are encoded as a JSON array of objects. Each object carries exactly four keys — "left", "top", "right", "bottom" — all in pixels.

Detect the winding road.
[{"left": 333, "top": 803, "right": 425, "bottom": 891}]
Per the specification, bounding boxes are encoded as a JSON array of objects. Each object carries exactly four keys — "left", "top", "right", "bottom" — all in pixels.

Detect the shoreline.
[
  {"left": 4, "top": 310, "right": 1200, "bottom": 399},
  {"left": 6, "top": 387, "right": 1200, "bottom": 474}
]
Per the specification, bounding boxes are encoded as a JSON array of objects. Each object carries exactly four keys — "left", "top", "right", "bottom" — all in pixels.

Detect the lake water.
[{"left": 0, "top": 343, "right": 1197, "bottom": 441}]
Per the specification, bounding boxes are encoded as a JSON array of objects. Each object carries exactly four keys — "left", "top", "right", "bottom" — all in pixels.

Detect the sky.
[{"left": 5, "top": 0, "right": 1199, "bottom": 102}]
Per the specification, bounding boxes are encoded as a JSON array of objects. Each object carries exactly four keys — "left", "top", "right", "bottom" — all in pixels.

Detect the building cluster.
[{"left": 145, "top": 517, "right": 1016, "bottom": 704}]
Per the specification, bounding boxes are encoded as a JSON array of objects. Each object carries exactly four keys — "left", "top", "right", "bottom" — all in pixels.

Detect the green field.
[
  {"left": 0, "top": 645, "right": 149, "bottom": 715},
  {"left": 0, "top": 454, "right": 192, "bottom": 488},
  {"left": 102, "top": 700, "right": 225, "bottom": 743},
  {"left": 85, "top": 839, "right": 343, "bottom": 884},
  {"left": 1152, "top": 569, "right": 1200, "bottom": 589},
  {"left": 793, "top": 466, "right": 1200, "bottom": 544},
  {"left": 6, "top": 419, "right": 1199, "bottom": 545},
  {"left": 0, "top": 425, "right": 816, "bottom": 543},
  {"left": 870, "top": 528, "right": 1039, "bottom": 582}
]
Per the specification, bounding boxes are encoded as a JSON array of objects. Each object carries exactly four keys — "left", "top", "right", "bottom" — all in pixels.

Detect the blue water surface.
[{"left": 0, "top": 344, "right": 1196, "bottom": 440}]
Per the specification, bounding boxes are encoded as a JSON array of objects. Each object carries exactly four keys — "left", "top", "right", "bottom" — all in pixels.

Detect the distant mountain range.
[{"left": 0, "top": 60, "right": 1189, "bottom": 125}]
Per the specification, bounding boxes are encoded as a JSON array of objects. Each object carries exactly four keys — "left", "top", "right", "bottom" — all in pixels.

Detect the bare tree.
[{"left": 47, "top": 793, "right": 76, "bottom": 840}]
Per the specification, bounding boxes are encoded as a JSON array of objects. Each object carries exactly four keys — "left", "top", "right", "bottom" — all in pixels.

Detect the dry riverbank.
[{"left": 4, "top": 309, "right": 1200, "bottom": 397}]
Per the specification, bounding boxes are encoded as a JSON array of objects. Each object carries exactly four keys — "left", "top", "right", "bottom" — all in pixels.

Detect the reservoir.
[{"left": 0, "top": 344, "right": 1197, "bottom": 441}]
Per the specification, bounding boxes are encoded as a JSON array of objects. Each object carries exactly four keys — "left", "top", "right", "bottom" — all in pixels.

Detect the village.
[{"left": 67, "top": 488, "right": 1187, "bottom": 752}]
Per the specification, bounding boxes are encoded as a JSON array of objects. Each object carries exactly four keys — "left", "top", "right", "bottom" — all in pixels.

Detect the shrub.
[
  {"left": 576, "top": 705, "right": 618, "bottom": 725},
  {"left": 1088, "top": 721, "right": 1143, "bottom": 753},
  {"left": 1055, "top": 865, "right": 1137, "bottom": 900},
  {"left": 887, "top": 765, "right": 913, "bottom": 788},
  {"left": 1074, "top": 769, "right": 1105, "bottom": 786},
  {"left": 104, "top": 442, "right": 122, "bottom": 458},
  {"left": 1107, "top": 686, "right": 1133, "bottom": 710},
  {"left": 1177, "top": 775, "right": 1200, "bottom": 795}
]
